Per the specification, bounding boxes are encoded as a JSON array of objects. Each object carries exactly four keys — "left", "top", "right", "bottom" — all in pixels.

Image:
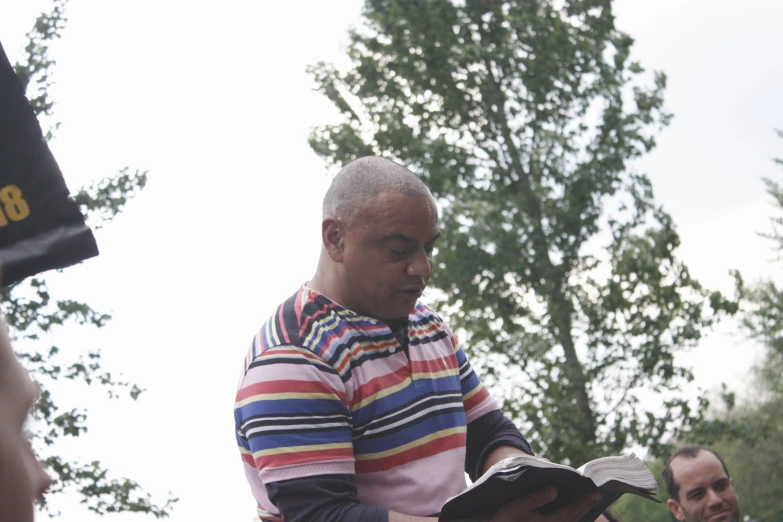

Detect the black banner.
[{"left": 0, "top": 41, "right": 98, "bottom": 286}]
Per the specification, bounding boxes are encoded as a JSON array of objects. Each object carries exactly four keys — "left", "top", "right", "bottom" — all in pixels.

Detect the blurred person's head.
[
  {"left": 0, "top": 312, "right": 53, "bottom": 522},
  {"left": 662, "top": 445, "right": 740, "bottom": 522}
]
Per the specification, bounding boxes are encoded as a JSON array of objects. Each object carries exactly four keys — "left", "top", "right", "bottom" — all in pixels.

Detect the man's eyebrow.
[
  {"left": 685, "top": 486, "right": 705, "bottom": 499},
  {"left": 380, "top": 233, "right": 417, "bottom": 243}
]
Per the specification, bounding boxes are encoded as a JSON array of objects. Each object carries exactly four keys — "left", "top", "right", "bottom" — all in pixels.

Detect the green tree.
[
  {"left": 4, "top": 0, "right": 175, "bottom": 517},
  {"left": 308, "top": 0, "right": 738, "bottom": 465},
  {"left": 619, "top": 133, "right": 783, "bottom": 522},
  {"left": 711, "top": 398, "right": 783, "bottom": 522},
  {"left": 709, "top": 130, "right": 783, "bottom": 521},
  {"left": 614, "top": 396, "right": 783, "bottom": 522},
  {"left": 742, "top": 130, "right": 783, "bottom": 398}
]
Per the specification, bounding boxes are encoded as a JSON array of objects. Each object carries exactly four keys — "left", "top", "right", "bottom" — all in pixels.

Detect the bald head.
[{"left": 323, "top": 156, "right": 434, "bottom": 226}]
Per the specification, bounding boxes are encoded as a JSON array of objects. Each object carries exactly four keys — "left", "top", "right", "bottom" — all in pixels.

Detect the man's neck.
[{"left": 306, "top": 268, "right": 337, "bottom": 303}]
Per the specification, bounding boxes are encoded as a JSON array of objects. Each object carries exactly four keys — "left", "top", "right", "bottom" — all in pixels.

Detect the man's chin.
[
  {"left": 706, "top": 509, "right": 740, "bottom": 522},
  {"left": 387, "top": 301, "right": 418, "bottom": 320}
]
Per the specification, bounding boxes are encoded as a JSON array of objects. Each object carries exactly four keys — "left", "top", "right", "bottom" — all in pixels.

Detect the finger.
[{"left": 492, "top": 487, "right": 557, "bottom": 521}]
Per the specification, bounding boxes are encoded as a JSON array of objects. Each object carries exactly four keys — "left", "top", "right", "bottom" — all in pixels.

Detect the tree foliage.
[
  {"left": 710, "top": 131, "right": 783, "bottom": 522},
  {"left": 742, "top": 131, "right": 783, "bottom": 397},
  {"left": 308, "top": 0, "right": 738, "bottom": 465},
  {"left": 711, "top": 397, "right": 783, "bottom": 522},
  {"left": 615, "top": 132, "right": 783, "bottom": 522},
  {"left": 613, "top": 396, "right": 783, "bottom": 522},
  {"left": 4, "top": 0, "right": 175, "bottom": 517}
]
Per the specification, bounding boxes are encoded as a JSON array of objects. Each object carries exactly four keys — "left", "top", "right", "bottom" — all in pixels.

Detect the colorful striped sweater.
[{"left": 234, "top": 285, "right": 499, "bottom": 520}]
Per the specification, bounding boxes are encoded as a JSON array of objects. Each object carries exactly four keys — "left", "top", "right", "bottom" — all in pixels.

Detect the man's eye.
[{"left": 714, "top": 480, "right": 729, "bottom": 491}]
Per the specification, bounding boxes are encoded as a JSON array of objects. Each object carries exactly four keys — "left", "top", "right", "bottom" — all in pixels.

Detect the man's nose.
[
  {"left": 705, "top": 488, "right": 724, "bottom": 509},
  {"left": 406, "top": 248, "right": 432, "bottom": 278}
]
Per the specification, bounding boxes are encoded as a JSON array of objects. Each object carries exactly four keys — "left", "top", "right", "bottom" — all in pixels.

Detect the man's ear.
[
  {"left": 322, "top": 217, "right": 345, "bottom": 262},
  {"left": 667, "top": 499, "right": 686, "bottom": 521}
]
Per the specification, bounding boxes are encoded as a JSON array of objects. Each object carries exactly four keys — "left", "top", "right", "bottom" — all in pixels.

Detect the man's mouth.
[{"left": 707, "top": 510, "right": 731, "bottom": 521}]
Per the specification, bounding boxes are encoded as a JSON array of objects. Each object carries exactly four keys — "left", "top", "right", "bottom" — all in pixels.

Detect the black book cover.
[
  {"left": 439, "top": 462, "right": 658, "bottom": 522},
  {"left": 0, "top": 40, "right": 98, "bottom": 286}
]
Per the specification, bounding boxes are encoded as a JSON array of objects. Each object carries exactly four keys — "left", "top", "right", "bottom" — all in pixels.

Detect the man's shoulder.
[
  {"left": 243, "top": 287, "right": 351, "bottom": 368},
  {"left": 411, "top": 302, "right": 449, "bottom": 328},
  {"left": 242, "top": 289, "right": 312, "bottom": 363}
]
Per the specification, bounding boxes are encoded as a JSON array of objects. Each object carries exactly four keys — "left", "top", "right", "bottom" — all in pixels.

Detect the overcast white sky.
[{"left": 2, "top": 0, "right": 782, "bottom": 520}]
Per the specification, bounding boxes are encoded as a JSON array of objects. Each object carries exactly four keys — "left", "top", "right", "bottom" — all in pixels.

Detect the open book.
[{"left": 439, "top": 453, "right": 659, "bottom": 522}]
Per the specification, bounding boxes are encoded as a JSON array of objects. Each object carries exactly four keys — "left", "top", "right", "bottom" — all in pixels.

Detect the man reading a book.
[
  {"left": 234, "top": 157, "right": 602, "bottom": 522},
  {"left": 662, "top": 445, "right": 740, "bottom": 522}
]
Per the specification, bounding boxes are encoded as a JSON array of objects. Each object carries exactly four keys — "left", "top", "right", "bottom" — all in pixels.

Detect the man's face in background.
[{"left": 667, "top": 450, "right": 740, "bottom": 522}]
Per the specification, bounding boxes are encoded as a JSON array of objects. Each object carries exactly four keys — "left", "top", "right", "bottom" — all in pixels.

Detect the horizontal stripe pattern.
[{"left": 235, "top": 285, "right": 498, "bottom": 518}]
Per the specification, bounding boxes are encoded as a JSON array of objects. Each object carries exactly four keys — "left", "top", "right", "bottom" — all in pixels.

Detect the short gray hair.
[{"left": 323, "top": 156, "right": 433, "bottom": 226}]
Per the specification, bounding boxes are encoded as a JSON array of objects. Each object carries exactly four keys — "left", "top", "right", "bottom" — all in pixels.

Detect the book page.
[{"left": 578, "top": 453, "right": 657, "bottom": 490}]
